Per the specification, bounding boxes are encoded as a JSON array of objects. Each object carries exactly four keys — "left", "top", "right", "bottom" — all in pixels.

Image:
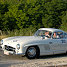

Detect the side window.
[
  {"left": 64, "top": 33, "right": 67, "bottom": 38},
  {"left": 53, "top": 32, "right": 63, "bottom": 39}
]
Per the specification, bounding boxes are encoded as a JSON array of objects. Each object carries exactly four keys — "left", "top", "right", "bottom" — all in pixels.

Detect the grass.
[
  {"left": 0, "top": 35, "right": 8, "bottom": 40},
  {"left": 0, "top": 28, "right": 36, "bottom": 40}
]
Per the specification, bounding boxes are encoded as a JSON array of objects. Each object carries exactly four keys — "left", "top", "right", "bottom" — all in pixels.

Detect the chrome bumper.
[
  {"left": 4, "top": 50, "right": 25, "bottom": 56},
  {"left": 1, "top": 45, "right": 25, "bottom": 56}
]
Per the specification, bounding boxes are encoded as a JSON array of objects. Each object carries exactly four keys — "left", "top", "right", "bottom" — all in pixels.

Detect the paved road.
[{"left": 0, "top": 49, "right": 67, "bottom": 67}]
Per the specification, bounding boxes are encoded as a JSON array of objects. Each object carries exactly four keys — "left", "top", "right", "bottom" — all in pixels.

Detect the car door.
[
  {"left": 57, "top": 32, "right": 67, "bottom": 53},
  {"left": 63, "top": 33, "right": 67, "bottom": 51},
  {"left": 60, "top": 33, "right": 67, "bottom": 52},
  {"left": 49, "top": 31, "right": 66, "bottom": 54},
  {"left": 49, "top": 38, "right": 62, "bottom": 54}
]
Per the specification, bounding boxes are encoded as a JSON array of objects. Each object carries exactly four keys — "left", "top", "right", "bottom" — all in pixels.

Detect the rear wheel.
[{"left": 26, "top": 46, "right": 39, "bottom": 59}]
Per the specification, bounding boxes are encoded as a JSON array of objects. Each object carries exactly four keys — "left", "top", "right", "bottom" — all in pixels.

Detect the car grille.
[{"left": 5, "top": 45, "right": 15, "bottom": 52}]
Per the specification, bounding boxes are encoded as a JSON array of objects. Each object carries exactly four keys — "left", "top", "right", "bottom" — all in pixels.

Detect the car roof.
[{"left": 39, "top": 28, "right": 64, "bottom": 32}]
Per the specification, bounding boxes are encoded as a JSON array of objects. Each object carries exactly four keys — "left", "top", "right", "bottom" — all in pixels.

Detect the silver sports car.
[{"left": 0, "top": 28, "right": 67, "bottom": 59}]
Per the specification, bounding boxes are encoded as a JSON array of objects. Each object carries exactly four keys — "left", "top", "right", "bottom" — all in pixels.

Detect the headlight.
[
  {"left": 16, "top": 44, "right": 20, "bottom": 49},
  {"left": 1, "top": 40, "right": 3, "bottom": 45}
]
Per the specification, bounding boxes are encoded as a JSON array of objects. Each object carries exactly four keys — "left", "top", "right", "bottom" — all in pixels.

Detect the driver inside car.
[{"left": 45, "top": 31, "right": 51, "bottom": 38}]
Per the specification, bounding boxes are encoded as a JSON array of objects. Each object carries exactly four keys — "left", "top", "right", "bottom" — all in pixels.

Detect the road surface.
[{"left": 0, "top": 48, "right": 67, "bottom": 67}]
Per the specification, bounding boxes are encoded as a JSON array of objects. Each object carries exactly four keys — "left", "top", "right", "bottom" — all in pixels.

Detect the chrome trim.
[
  {"left": 5, "top": 45, "right": 15, "bottom": 52},
  {"left": 9, "top": 52, "right": 25, "bottom": 56}
]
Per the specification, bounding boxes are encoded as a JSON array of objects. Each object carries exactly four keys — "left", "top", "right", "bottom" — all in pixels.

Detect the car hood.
[
  {"left": 2, "top": 36, "right": 51, "bottom": 48},
  {"left": 3, "top": 36, "right": 40, "bottom": 41},
  {"left": 2, "top": 36, "right": 42, "bottom": 46}
]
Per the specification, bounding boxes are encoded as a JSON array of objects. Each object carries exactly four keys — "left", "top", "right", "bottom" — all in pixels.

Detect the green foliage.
[
  {"left": 42, "top": 0, "right": 67, "bottom": 28},
  {"left": 0, "top": 3, "right": 9, "bottom": 30},
  {"left": 0, "top": 0, "right": 67, "bottom": 35},
  {"left": 60, "top": 11, "right": 67, "bottom": 32}
]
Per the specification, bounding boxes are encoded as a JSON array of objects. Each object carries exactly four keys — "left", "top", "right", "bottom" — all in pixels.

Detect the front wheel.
[{"left": 26, "top": 46, "right": 39, "bottom": 59}]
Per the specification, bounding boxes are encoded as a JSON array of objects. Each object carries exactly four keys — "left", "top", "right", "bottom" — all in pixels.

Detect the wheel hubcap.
[{"left": 27, "top": 47, "right": 36, "bottom": 57}]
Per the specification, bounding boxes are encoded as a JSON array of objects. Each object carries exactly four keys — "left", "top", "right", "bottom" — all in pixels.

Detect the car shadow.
[{"left": 39, "top": 53, "right": 67, "bottom": 59}]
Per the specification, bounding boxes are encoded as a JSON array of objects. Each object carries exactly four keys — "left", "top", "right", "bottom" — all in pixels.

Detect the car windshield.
[{"left": 34, "top": 30, "right": 52, "bottom": 38}]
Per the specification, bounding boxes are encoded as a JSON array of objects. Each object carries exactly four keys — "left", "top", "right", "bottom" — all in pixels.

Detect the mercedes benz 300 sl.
[{"left": 0, "top": 28, "right": 67, "bottom": 59}]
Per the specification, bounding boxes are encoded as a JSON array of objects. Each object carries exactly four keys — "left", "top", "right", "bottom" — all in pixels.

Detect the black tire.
[{"left": 26, "top": 46, "right": 40, "bottom": 59}]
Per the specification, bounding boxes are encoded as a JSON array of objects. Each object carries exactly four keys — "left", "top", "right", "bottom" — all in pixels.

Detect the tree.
[
  {"left": 60, "top": 11, "right": 67, "bottom": 31},
  {"left": 0, "top": 0, "right": 67, "bottom": 31},
  {"left": 42, "top": 0, "right": 67, "bottom": 28},
  {"left": 0, "top": 3, "right": 9, "bottom": 30}
]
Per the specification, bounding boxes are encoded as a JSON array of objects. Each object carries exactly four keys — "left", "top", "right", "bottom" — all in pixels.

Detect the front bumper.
[
  {"left": 1, "top": 45, "right": 25, "bottom": 56},
  {"left": 4, "top": 50, "right": 25, "bottom": 56}
]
